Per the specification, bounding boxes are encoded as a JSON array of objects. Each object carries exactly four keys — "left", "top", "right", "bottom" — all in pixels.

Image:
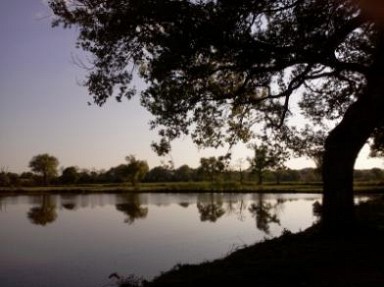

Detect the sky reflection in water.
[{"left": 0, "top": 193, "right": 321, "bottom": 287}]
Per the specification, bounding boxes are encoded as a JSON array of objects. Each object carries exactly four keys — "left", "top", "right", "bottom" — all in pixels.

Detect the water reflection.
[
  {"left": 27, "top": 195, "right": 57, "bottom": 226},
  {"left": 312, "top": 201, "right": 322, "bottom": 219},
  {"left": 0, "top": 193, "right": 332, "bottom": 287},
  {"left": 224, "top": 194, "right": 247, "bottom": 221},
  {"left": 115, "top": 193, "right": 148, "bottom": 224},
  {"left": 248, "top": 194, "right": 281, "bottom": 234},
  {"left": 0, "top": 196, "right": 5, "bottom": 212},
  {"left": 1, "top": 193, "right": 322, "bottom": 230},
  {"left": 179, "top": 202, "right": 190, "bottom": 208},
  {"left": 62, "top": 203, "right": 76, "bottom": 210},
  {"left": 61, "top": 194, "right": 78, "bottom": 210},
  {"left": 197, "top": 193, "right": 225, "bottom": 222}
]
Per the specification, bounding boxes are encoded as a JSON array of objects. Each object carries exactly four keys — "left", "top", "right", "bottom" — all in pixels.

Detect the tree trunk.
[
  {"left": 275, "top": 170, "right": 281, "bottom": 185},
  {"left": 257, "top": 169, "right": 263, "bottom": 185},
  {"left": 43, "top": 172, "right": 48, "bottom": 186},
  {"left": 322, "top": 63, "right": 384, "bottom": 233},
  {"left": 322, "top": 102, "right": 371, "bottom": 231}
]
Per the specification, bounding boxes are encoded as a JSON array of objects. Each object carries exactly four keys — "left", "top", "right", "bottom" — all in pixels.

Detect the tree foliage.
[
  {"left": 125, "top": 155, "right": 149, "bottom": 186},
  {"left": 48, "top": 0, "right": 377, "bottom": 148},
  {"left": 29, "top": 154, "right": 59, "bottom": 185},
  {"left": 144, "top": 165, "right": 173, "bottom": 182},
  {"left": 61, "top": 166, "right": 80, "bottom": 184},
  {"left": 248, "top": 143, "right": 289, "bottom": 184},
  {"left": 106, "top": 164, "right": 130, "bottom": 183},
  {"left": 173, "top": 164, "right": 194, "bottom": 182},
  {"left": 198, "top": 156, "right": 226, "bottom": 181},
  {"left": 49, "top": 0, "right": 384, "bottom": 229}
]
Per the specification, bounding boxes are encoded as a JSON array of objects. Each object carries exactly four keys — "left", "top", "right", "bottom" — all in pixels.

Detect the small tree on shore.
[
  {"left": 248, "top": 143, "right": 288, "bottom": 185},
  {"left": 125, "top": 155, "right": 149, "bottom": 187},
  {"left": 29, "top": 154, "right": 59, "bottom": 185},
  {"left": 198, "top": 156, "right": 226, "bottom": 182},
  {"left": 61, "top": 166, "right": 80, "bottom": 184}
]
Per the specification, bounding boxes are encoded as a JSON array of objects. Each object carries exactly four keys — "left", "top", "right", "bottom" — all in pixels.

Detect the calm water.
[{"left": 0, "top": 193, "right": 324, "bottom": 287}]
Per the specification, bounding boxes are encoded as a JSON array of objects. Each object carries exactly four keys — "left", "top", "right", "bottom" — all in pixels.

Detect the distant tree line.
[{"left": 1, "top": 153, "right": 384, "bottom": 188}]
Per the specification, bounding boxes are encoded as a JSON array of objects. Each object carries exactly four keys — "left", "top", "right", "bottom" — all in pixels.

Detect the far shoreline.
[{"left": 1, "top": 181, "right": 384, "bottom": 195}]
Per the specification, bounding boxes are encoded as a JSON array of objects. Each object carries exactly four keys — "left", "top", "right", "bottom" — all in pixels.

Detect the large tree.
[
  {"left": 49, "top": 0, "right": 384, "bottom": 231},
  {"left": 29, "top": 153, "right": 59, "bottom": 185}
]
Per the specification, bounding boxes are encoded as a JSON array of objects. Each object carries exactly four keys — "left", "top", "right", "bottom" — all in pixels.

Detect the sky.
[{"left": 0, "top": 0, "right": 383, "bottom": 173}]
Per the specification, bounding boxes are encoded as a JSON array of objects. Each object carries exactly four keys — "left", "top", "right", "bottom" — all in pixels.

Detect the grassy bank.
[
  {"left": 118, "top": 197, "right": 384, "bottom": 287},
  {"left": 1, "top": 181, "right": 384, "bottom": 195}
]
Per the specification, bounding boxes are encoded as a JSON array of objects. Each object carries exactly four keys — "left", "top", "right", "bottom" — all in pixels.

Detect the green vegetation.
[
  {"left": 2, "top": 153, "right": 384, "bottom": 194},
  {"left": 28, "top": 153, "right": 59, "bottom": 185},
  {"left": 2, "top": 181, "right": 384, "bottom": 195},
  {"left": 49, "top": 0, "right": 384, "bottom": 231},
  {"left": 248, "top": 143, "right": 289, "bottom": 185},
  {"left": 61, "top": 166, "right": 80, "bottom": 184},
  {"left": 2, "top": 153, "right": 384, "bottom": 197},
  {"left": 198, "top": 156, "right": 226, "bottom": 182},
  {"left": 125, "top": 155, "right": 150, "bottom": 187}
]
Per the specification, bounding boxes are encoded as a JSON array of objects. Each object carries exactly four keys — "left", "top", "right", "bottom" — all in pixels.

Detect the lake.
[{"left": 0, "top": 192, "right": 336, "bottom": 286}]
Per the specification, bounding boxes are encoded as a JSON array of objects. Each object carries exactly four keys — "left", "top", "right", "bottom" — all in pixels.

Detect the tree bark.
[
  {"left": 257, "top": 169, "right": 263, "bottom": 185},
  {"left": 322, "top": 97, "right": 376, "bottom": 231},
  {"left": 322, "top": 48, "right": 384, "bottom": 232},
  {"left": 43, "top": 172, "right": 48, "bottom": 186}
]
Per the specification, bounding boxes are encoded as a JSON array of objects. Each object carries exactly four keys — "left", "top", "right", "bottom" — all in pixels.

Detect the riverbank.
[
  {"left": 1, "top": 181, "right": 384, "bottom": 195},
  {"left": 146, "top": 227, "right": 384, "bottom": 287},
  {"left": 140, "top": 197, "right": 384, "bottom": 287}
]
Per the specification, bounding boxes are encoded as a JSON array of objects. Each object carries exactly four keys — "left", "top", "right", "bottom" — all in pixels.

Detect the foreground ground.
[{"left": 118, "top": 197, "right": 384, "bottom": 287}]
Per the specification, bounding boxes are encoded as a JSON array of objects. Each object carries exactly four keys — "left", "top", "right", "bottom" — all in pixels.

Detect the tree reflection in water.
[
  {"left": 27, "top": 195, "right": 57, "bottom": 226},
  {"left": 61, "top": 194, "right": 78, "bottom": 211},
  {"left": 115, "top": 193, "right": 148, "bottom": 224},
  {"left": 225, "top": 194, "right": 247, "bottom": 221},
  {"left": 179, "top": 202, "right": 190, "bottom": 208},
  {"left": 197, "top": 193, "right": 225, "bottom": 222},
  {"left": 62, "top": 203, "right": 76, "bottom": 210},
  {"left": 312, "top": 200, "right": 322, "bottom": 223},
  {"left": 0, "top": 196, "right": 5, "bottom": 212},
  {"left": 248, "top": 194, "right": 281, "bottom": 234}
]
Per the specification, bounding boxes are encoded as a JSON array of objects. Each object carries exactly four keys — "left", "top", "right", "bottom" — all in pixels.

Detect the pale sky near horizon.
[{"left": 0, "top": 0, "right": 383, "bottom": 173}]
